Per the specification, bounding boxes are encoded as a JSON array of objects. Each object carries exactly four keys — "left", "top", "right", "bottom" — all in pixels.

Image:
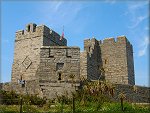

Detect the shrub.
[
  {"left": 0, "top": 90, "right": 20, "bottom": 105},
  {"left": 0, "top": 90, "right": 46, "bottom": 106},
  {"left": 28, "top": 94, "right": 46, "bottom": 106}
]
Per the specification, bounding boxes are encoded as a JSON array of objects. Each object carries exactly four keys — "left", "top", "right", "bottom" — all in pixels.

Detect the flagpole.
[{"left": 60, "top": 25, "right": 64, "bottom": 40}]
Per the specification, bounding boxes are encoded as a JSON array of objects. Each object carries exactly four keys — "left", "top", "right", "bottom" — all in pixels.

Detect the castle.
[{"left": 1, "top": 23, "right": 149, "bottom": 103}]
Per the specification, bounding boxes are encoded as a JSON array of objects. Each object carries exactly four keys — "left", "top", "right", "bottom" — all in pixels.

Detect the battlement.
[
  {"left": 84, "top": 38, "right": 99, "bottom": 45},
  {"left": 117, "top": 36, "right": 131, "bottom": 44},
  {"left": 84, "top": 38, "right": 100, "bottom": 52},
  {"left": 84, "top": 36, "right": 131, "bottom": 46},
  {"left": 16, "top": 23, "right": 56, "bottom": 36},
  {"left": 84, "top": 36, "right": 132, "bottom": 54},
  {"left": 98, "top": 36, "right": 131, "bottom": 46},
  {"left": 101, "top": 37, "right": 115, "bottom": 44},
  {"left": 15, "top": 23, "right": 67, "bottom": 46},
  {"left": 15, "top": 23, "right": 40, "bottom": 37}
]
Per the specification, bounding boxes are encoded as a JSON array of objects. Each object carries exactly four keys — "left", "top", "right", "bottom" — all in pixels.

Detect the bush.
[
  {"left": 28, "top": 95, "right": 46, "bottom": 106},
  {"left": 0, "top": 90, "right": 46, "bottom": 106},
  {"left": 0, "top": 90, "right": 20, "bottom": 105}
]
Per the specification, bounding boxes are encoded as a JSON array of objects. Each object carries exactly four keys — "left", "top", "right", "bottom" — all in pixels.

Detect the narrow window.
[
  {"left": 104, "top": 59, "right": 107, "bottom": 64},
  {"left": 58, "top": 73, "right": 61, "bottom": 80},
  {"left": 28, "top": 25, "right": 30, "bottom": 32},
  {"left": 33, "top": 24, "right": 36, "bottom": 32},
  {"left": 89, "top": 47, "right": 90, "bottom": 52},
  {"left": 56, "top": 63, "right": 64, "bottom": 71}
]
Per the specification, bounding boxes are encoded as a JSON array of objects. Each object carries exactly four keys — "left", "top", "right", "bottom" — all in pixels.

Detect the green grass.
[{"left": 0, "top": 102, "right": 149, "bottom": 113}]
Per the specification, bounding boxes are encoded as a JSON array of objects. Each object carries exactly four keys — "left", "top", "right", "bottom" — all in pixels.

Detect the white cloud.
[
  {"left": 36, "top": 1, "right": 91, "bottom": 36},
  {"left": 44, "top": 1, "right": 63, "bottom": 12},
  {"left": 54, "top": 1, "right": 63, "bottom": 12},
  {"left": 138, "top": 36, "right": 149, "bottom": 57},
  {"left": 128, "top": 15, "right": 149, "bottom": 28},
  {"left": 128, "top": 1, "right": 148, "bottom": 11},
  {"left": 125, "top": 1, "right": 149, "bottom": 29},
  {"left": 124, "top": 1, "right": 149, "bottom": 57},
  {"left": 39, "top": 1, "right": 84, "bottom": 27}
]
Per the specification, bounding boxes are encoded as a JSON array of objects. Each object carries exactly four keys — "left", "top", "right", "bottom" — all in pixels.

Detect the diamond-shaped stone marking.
[{"left": 22, "top": 56, "right": 32, "bottom": 69}]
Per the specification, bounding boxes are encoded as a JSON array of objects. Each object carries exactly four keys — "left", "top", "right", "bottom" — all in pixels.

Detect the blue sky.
[{"left": 1, "top": 0, "right": 149, "bottom": 86}]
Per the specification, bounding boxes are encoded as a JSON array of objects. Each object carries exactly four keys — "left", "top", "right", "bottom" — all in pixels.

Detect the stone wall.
[
  {"left": 42, "top": 25, "right": 67, "bottom": 46},
  {"left": 100, "top": 36, "right": 135, "bottom": 85},
  {"left": 81, "top": 36, "right": 135, "bottom": 85},
  {"left": 7, "top": 23, "right": 80, "bottom": 99},
  {"left": 36, "top": 46, "right": 80, "bottom": 98},
  {"left": 11, "top": 23, "right": 67, "bottom": 83},
  {"left": 1, "top": 80, "right": 41, "bottom": 96},
  {"left": 113, "top": 84, "right": 150, "bottom": 103},
  {"left": 125, "top": 38, "right": 135, "bottom": 85},
  {"left": 38, "top": 46, "right": 80, "bottom": 81},
  {"left": 11, "top": 24, "right": 42, "bottom": 82},
  {"left": 38, "top": 81, "right": 80, "bottom": 99},
  {"left": 81, "top": 38, "right": 102, "bottom": 80},
  {"left": 1, "top": 81, "right": 149, "bottom": 103},
  {"left": 80, "top": 51, "right": 88, "bottom": 79}
]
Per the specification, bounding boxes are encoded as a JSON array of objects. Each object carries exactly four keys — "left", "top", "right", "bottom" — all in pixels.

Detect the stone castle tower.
[
  {"left": 2, "top": 23, "right": 150, "bottom": 103},
  {"left": 80, "top": 37, "right": 135, "bottom": 85},
  {"left": 12, "top": 23, "right": 135, "bottom": 85},
  {"left": 9, "top": 23, "right": 135, "bottom": 98},
  {"left": 11, "top": 23, "right": 80, "bottom": 97},
  {"left": 12, "top": 23, "right": 64, "bottom": 82}
]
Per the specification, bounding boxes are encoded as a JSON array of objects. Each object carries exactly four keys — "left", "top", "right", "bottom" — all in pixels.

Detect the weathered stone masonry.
[
  {"left": 36, "top": 46, "right": 80, "bottom": 98},
  {"left": 1, "top": 23, "right": 149, "bottom": 102},
  {"left": 10, "top": 23, "right": 79, "bottom": 98},
  {"left": 11, "top": 23, "right": 67, "bottom": 83},
  {"left": 80, "top": 37, "right": 135, "bottom": 85}
]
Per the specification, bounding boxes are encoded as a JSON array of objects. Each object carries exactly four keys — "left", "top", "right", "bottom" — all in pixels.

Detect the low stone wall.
[
  {"left": 113, "top": 84, "right": 150, "bottom": 103},
  {"left": 1, "top": 81, "right": 149, "bottom": 103},
  {"left": 39, "top": 81, "right": 80, "bottom": 99},
  {"left": 1, "top": 80, "right": 41, "bottom": 97},
  {"left": 1, "top": 80, "right": 80, "bottom": 99}
]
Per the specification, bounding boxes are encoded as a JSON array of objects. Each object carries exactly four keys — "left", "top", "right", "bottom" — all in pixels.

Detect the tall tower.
[
  {"left": 80, "top": 38, "right": 102, "bottom": 80},
  {"left": 100, "top": 36, "right": 135, "bottom": 85},
  {"left": 11, "top": 23, "right": 67, "bottom": 83},
  {"left": 11, "top": 23, "right": 80, "bottom": 98},
  {"left": 81, "top": 36, "right": 135, "bottom": 85}
]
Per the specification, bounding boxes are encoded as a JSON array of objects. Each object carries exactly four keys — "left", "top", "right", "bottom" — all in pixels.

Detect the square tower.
[
  {"left": 11, "top": 23, "right": 67, "bottom": 83},
  {"left": 100, "top": 36, "right": 135, "bottom": 85},
  {"left": 82, "top": 36, "right": 135, "bottom": 85}
]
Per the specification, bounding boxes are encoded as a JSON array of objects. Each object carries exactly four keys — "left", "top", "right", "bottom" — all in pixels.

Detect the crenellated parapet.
[
  {"left": 84, "top": 38, "right": 100, "bottom": 53},
  {"left": 100, "top": 37, "right": 115, "bottom": 44},
  {"left": 15, "top": 23, "right": 42, "bottom": 40},
  {"left": 99, "top": 36, "right": 132, "bottom": 46},
  {"left": 84, "top": 36, "right": 132, "bottom": 52},
  {"left": 15, "top": 23, "right": 67, "bottom": 46}
]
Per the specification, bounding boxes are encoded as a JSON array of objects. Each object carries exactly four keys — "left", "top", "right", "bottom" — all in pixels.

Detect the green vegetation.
[
  {"left": 0, "top": 90, "right": 46, "bottom": 106},
  {"left": 0, "top": 81, "right": 149, "bottom": 113},
  {"left": 0, "top": 102, "right": 149, "bottom": 113}
]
